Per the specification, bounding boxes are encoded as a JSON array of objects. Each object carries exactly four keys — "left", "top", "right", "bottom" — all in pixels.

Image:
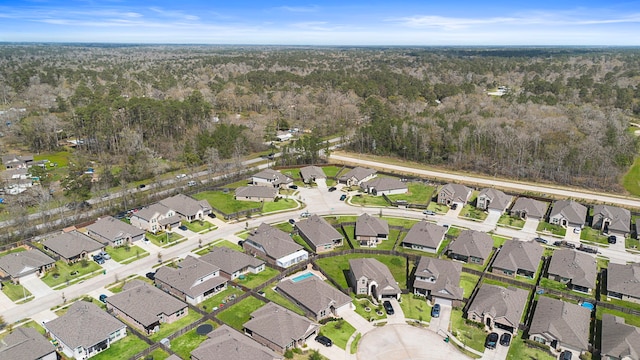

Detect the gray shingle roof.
[
  {"left": 349, "top": 258, "right": 400, "bottom": 296},
  {"left": 548, "top": 249, "right": 597, "bottom": 290},
  {"left": 244, "top": 303, "right": 319, "bottom": 349},
  {"left": 402, "top": 221, "right": 447, "bottom": 249},
  {"left": 295, "top": 215, "right": 343, "bottom": 247},
  {"left": 361, "top": 177, "right": 407, "bottom": 193},
  {"left": 2, "top": 154, "right": 33, "bottom": 166},
  {"left": 478, "top": 188, "right": 513, "bottom": 211},
  {"left": 338, "top": 167, "right": 376, "bottom": 182},
  {"left": 86, "top": 216, "right": 145, "bottom": 243},
  {"left": 355, "top": 213, "right": 389, "bottom": 238},
  {"left": 42, "top": 230, "right": 103, "bottom": 259},
  {"left": 160, "top": 194, "right": 212, "bottom": 217},
  {"left": 550, "top": 200, "right": 587, "bottom": 226},
  {"left": 492, "top": 240, "right": 543, "bottom": 274},
  {"left": 592, "top": 205, "right": 631, "bottom": 234},
  {"left": 440, "top": 183, "right": 472, "bottom": 203},
  {"left": 106, "top": 281, "right": 187, "bottom": 328},
  {"left": 529, "top": 296, "right": 591, "bottom": 351},
  {"left": 607, "top": 262, "right": 640, "bottom": 299},
  {"left": 448, "top": 230, "right": 494, "bottom": 261},
  {"left": 199, "top": 247, "right": 264, "bottom": 276},
  {"left": 510, "top": 197, "right": 548, "bottom": 219},
  {"left": 155, "top": 256, "right": 226, "bottom": 298},
  {"left": 300, "top": 166, "right": 325, "bottom": 182},
  {"left": 45, "top": 301, "right": 126, "bottom": 350},
  {"left": 191, "top": 325, "right": 282, "bottom": 360},
  {"left": 468, "top": 284, "right": 529, "bottom": 328},
  {"left": 235, "top": 186, "right": 278, "bottom": 199},
  {"left": 0, "top": 249, "right": 55, "bottom": 278},
  {"left": 133, "top": 203, "right": 172, "bottom": 221},
  {"left": 246, "top": 223, "right": 304, "bottom": 259},
  {"left": 0, "top": 326, "right": 55, "bottom": 360},
  {"left": 276, "top": 276, "right": 351, "bottom": 315},
  {"left": 252, "top": 169, "right": 292, "bottom": 186},
  {"left": 413, "top": 257, "right": 463, "bottom": 300},
  {"left": 601, "top": 314, "right": 640, "bottom": 360}
]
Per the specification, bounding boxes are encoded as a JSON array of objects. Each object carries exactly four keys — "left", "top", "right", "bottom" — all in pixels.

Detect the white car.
[{"left": 176, "top": 173, "right": 186, "bottom": 179}]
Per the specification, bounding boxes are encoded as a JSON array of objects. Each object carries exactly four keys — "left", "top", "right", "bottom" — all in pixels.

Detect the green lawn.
[
  {"left": 1, "top": 281, "right": 33, "bottom": 302},
  {"left": 603, "top": 297, "right": 640, "bottom": 313},
  {"left": 622, "top": 156, "right": 640, "bottom": 196},
  {"left": 506, "top": 331, "right": 555, "bottom": 360},
  {"left": 197, "top": 286, "right": 245, "bottom": 312},
  {"left": 145, "top": 348, "right": 170, "bottom": 360},
  {"left": 579, "top": 227, "right": 609, "bottom": 244},
  {"left": 234, "top": 267, "right": 280, "bottom": 289},
  {"left": 539, "top": 278, "right": 568, "bottom": 292},
  {"left": 322, "top": 166, "right": 342, "bottom": 178},
  {"left": 536, "top": 222, "right": 567, "bottom": 237},
  {"left": 145, "top": 231, "right": 184, "bottom": 247},
  {"left": 216, "top": 296, "right": 266, "bottom": 330},
  {"left": 149, "top": 311, "right": 203, "bottom": 342},
  {"left": 427, "top": 202, "right": 450, "bottom": 214},
  {"left": 384, "top": 217, "right": 420, "bottom": 228},
  {"left": 387, "top": 183, "right": 435, "bottom": 204},
  {"left": 376, "top": 230, "right": 400, "bottom": 250},
  {"left": 597, "top": 306, "right": 640, "bottom": 327},
  {"left": 212, "top": 239, "right": 244, "bottom": 251},
  {"left": 399, "top": 293, "right": 432, "bottom": 322},
  {"left": 319, "top": 319, "right": 356, "bottom": 350},
  {"left": 459, "top": 272, "right": 480, "bottom": 298},
  {"left": 450, "top": 308, "right": 488, "bottom": 353},
  {"left": 105, "top": 245, "right": 149, "bottom": 264},
  {"left": 90, "top": 335, "right": 149, "bottom": 360},
  {"left": 182, "top": 219, "right": 216, "bottom": 233},
  {"left": 491, "top": 234, "right": 510, "bottom": 248},
  {"left": 315, "top": 254, "right": 409, "bottom": 289},
  {"left": 447, "top": 226, "right": 463, "bottom": 237},
  {"left": 349, "top": 194, "right": 390, "bottom": 207},
  {"left": 352, "top": 296, "right": 387, "bottom": 321},
  {"left": 497, "top": 214, "right": 525, "bottom": 229},
  {"left": 459, "top": 205, "right": 488, "bottom": 221},
  {"left": 193, "top": 191, "right": 262, "bottom": 214},
  {"left": 34, "top": 150, "right": 72, "bottom": 167},
  {"left": 41, "top": 260, "right": 102, "bottom": 288},
  {"left": 0, "top": 247, "right": 26, "bottom": 257},
  {"left": 262, "top": 197, "right": 299, "bottom": 213},
  {"left": 350, "top": 333, "right": 362, "bottom": 354},
  {"left": 262, "top": 283, "right": 306, "bottom": 315},
  {"left": 107, "top": 275, "right": 152, "bottom": 293},
  {"left": 626, "top": 237, "right": 640, "bottom": 250},
  {"left": 170, "top": 320, "right": 217, "bottom": 360}
]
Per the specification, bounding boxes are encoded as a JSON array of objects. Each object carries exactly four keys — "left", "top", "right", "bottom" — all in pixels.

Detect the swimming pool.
[
  {"left": 581, "top": 302, "right": 594, "bottom": 310},
  {"left": 291, "top": 272, "right": 315, "bottom": 282}
]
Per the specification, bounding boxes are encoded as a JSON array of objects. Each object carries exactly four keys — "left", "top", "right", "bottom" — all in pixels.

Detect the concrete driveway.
[
  {"left": 341, "top": 307, "right": 375, "bottom": 334},
  {"left": 484, "top": 211, "right": 502, "bottom": 227},
  {"left": 429, "top": 303, "right": 452, "bottom": 334},
  {"left": 479, "top": 331, "right": 510, "bottom": 360},
  {"left": 20, "top": 275, "right": 54, "bottom": 298},
  {"left": 522, "top": 218, "right": 540, "bottom": 235}
]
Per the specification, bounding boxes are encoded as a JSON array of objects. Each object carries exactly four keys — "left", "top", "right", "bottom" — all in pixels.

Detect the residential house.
[
  {"left": 0, "top": 326, "right": 56, "bottom": 360},
  {"left": 528, "top": 296, "right": 591, "bottom": 354},
  {"left": 607, "top": 263, "right": 640, "bottom": 304},
  {"left": 191, "top": 325, "right": 282, "bottom": 360},
  {"left": 0, "top": 248, "right": 55, "bottom": 284},
  {"left": 129, "top": 203, "right": 181, "bottom": 234},
  {"left": 600, "top": 314, "right": 640, "bottom": 360},
  {"left": 42, "top": 230, "right": 104, "bottom": 263},
  {"left": 2, "top": 154, "right": 33, "bottom": 169},
  {"left": 251, "top": 169, "right": 293, "bottom": 188},
  {"left": 155, "top": 255, "right": 227, "bottom": 305},
  {"left": 276, "top": 275, "right": 352, "bottom": 321},
  {"left": 106, "top": 280, "right": 188, "bottom": 334},
  {"left": 447, "top": 230, "right": 494, "bottom": 265},
  {"left": 401, "top": 220, "right": 447, "bottom": 254},
  {"left": 467, "top": 284, "right": 529, "bottom": 334},
  {"left": 235, "top": 186, "right": 278, "bottom": 202},
  {"left": 300, "top": 166, "right": 326, "bottom": 184},
  {"left": 592, "top": 205, "right": 631, "bottom": 237},
  {"left": 438, "top": 183, "right": 472, "bottom": 206},
  {"left": 295, "top": 214, "right": 343, "bottom": 253},
  {"left": 510, "top": 197, "right": 549, "bottom": 220},
  {"left": 354, "top": 213, "right": 389, "bottom": 247},
  {"left": 360, "top": 177, "right": 408, "bottom": 196},
  {"left": 337, "top": 167, "right": 377, "bottom": 187},
  {"left": 243, "top": 223, "right": 309, "bottom": 268},
  {"left": 86, "top": 216, "right": 145, "bottom": 247},
  {"left": 199, "top": 247, "right": 265, "bottom": 280},
  {"left": 348, "top": 258, "right": 401, "bottom": 300},
  {"left": 412, "top": 257, "right": 463, "bottom": 307},
  {"left": 477, "top": 188, "right": 513, "bottom": 212},
  {"left": 547, "top": 249, "right": 597, "bottom": 294},
  {"left": 44, "top": 301, "right": 127, "bottom": 359},
  {"left": 159, "top": 194, "right": 212, "bottom": 222},
  {"left": 491, "top": 240, "right": 543, "bottom": 278},
  {"left": 549, "top": 200, "right": 588, "bottom": 229},
  {"left": 243, "top": 303, "right": 320, "bottom": 353}
]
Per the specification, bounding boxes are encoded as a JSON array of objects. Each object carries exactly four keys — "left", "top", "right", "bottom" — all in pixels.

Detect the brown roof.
[
  {"left": 355, "top": 213, "right": 389, "bottom": 238},
  {"left": 235, "top": 186, "right": 278, "bottom": 199},
  {"left": 200, "top": 247, "right": 264, "bottom": 276},
  {"left": 529, "top": 296, "right": 590, "bottom": 351},
  {"left": 276, "top": 276, "right": 352, "bottom": 315},
  {"left": 191, "top": 325, "right": 282, "bottom": 360},
  {"left": 244, "top": 303, "right": 319, "bottom": 349},
  {"left": 413, "top": 257, "right": 463, "bottom": 300},
  {"left": 295, "top": 215, "right": 343, "bottom": 247},
  {"left": 0, "top": 326, "right": 55, "bottom": 360},
  {"left": 467, "top": 284, "right": 529, "bottom": 328},
  {"left": 0, "top": 249, "right": 55, "bottom": 278},
  {"left": 246, "top": 223, "right": 304, "bottom": 259},
  {"left": 86, "top": 216, "right": 145, "bottom": 243},
  {"left": 492, "top": 240, "right": 543, "bottom": 274},
  {"left": 42, "top": 230, "right": 103, "bottom": 259},
  {"left": 607, "top": 262, "right": 640, "bottom": 299},
  {"left": 160, "top": 194, "right": 212, "bottom": 217},
  {"left": 402, "top": 221, "right": 447, "bottom": 249},
  {"left": 349, "top": 258, "right": 400, "bottom": 296},
  {"left": 600, "top": 314, "right": 640, "bottom": 360},
  {"left": 155, "top": 256, "right": 226, "bottom": 298},
  {"left": 106, "top": 281, "right": 187, "bottom": 327},
  {"left": 548, "top": 249, "right": 597, "bottom": 290},
  {"left": 448, "top": 230, "right": 493, "bottom": 261},
  {"left": 45, "top": 301, "right": 126, "bottom": 350}
]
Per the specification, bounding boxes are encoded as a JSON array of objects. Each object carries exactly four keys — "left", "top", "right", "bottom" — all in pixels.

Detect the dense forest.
[{"left": 1, "top": 45, "right": 640, "bottom": 194}]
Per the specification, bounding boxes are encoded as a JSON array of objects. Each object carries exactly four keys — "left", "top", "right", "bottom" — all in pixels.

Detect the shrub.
[{"left": 284, "top": 349, "right": 294, "bottom": 359}]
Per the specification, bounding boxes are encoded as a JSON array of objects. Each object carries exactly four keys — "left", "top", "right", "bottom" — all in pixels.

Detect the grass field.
[
  {"left": 579, "top": 227, "right": 609, "bottom": 244},
  {"left": 149, "top": 311, "right": 203, "bottom": 342},
  {"left": 459, "top": 205, "right": 488, "bottom": 221},
  {"left": 197, "top": 286, "right": 244, "bottom": 312},
  {"left": 41, "top": 260, "right": 102, "bottom": 288},
  {"left": 315, "top": 253, "right": 410, "bottom": 289},
  {"left": 622, "top": 156, "right": 640, "bottom": 196},
  {"left": 459, "top": 272, "right": 480, "bottom": 298},
  {"left": 170, "top": 320, "right": 217, "bottom": 359},
  {"left": 106, "top": 245, "right": 149, "bottom": 263},
  {"left": 216, "top": 296, "right": 266, "bottom": 330},
  {"left": 352, "top": 296, "right": 387, "bottom": 321},
  {"left": 450, "top": 308, "right": 488, "bottom": 353},
  {"left": 536, "top": 222, "right": 567, "bottom": 237},
  {"left": 319, "top": 319, "right": 356, "bottom": 349},
  {"left": 90, "top": 334, "right": 149, "bottom": 360},
  {"left": 497, "top": 214, "right": 525, "bottom": 228},
  {"left": 506, "top": 331, "right": 555, "bottom": 360},
  {"left": 182, "top": 219, "right": 215, "bottom": 233},
  {"left": 399, "top": 293, "right": 432, "bottom": 322},
  {"left": 262, "top": 283, "right": 306, "bottom": 315},
  {"left": 1, "top": 281, "right": 33, "bottom": 302},
  {"left": 193, "top": 191, "right": 262, "bottom": 214},
  {"left": 322, "top": 166, "right": 342, "bottom": 178},
  {"left": 146, "top": 231, "right": 184, "bottom": 247},
  {"left": 234, "top": 266, "right": 280, "bottom": 289},
  {"left": 262, "top": 197, "right": 299, "bottom": 213}
]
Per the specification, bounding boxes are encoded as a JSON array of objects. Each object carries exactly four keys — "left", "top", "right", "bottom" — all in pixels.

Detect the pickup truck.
[
  {"left": 553, "top": 240, "right": 576, "bottom": 249},
  {"left": 577, "top": 244, "right": 598, "bottom": 254}
]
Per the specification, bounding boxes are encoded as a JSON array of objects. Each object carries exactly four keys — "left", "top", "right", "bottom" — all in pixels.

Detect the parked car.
[
  {"left": 328, "top": 186, "right": 337, "bottom": 192},
  {"left": 499, "top": 333, "right": 511, "bottom": 346},
  {"left": 485, "top": 332, "right": 499, "bottom": 349},
  {"left": 315, "top": 335, "right": 332, "bottom": 347},
  {"left": 534, "top": 237, "right": 548, "bottom": 244},
  {"left": 176, "top": 173, "right": 186, "bottom": 179},
  {"left": 300, "top": 211, "right": 311, "bottom": 218},
  {"left": 187, "top": 180, "right": 197, "bottom": 186},
  {"left": 451, "top": 203, "right": 458, "bottom": 210},
  {"left": 146, "top": 272, "right": 156, "bottom": 280},
  {"left": 138, "top": 184, "right": 146, "bottom": 189},
  {"left": 608, "top": 235, "right": 617, "bottom": 244},
  {"left": 553, "top": 240, "right": 576, "bottom": 249},
  {"left": 560, "top": 350, "right": 573, "bottom": 360},
  {"left": 577, "top": 244, "right": 598, "bottom": 254},
  {"left": 98, "top": 251, "right": 111, "bottom": 260},
  {"left": 423, "top": 210, "right": 436, "bottom": 216},
  {"left": 288, "top": 219, "right": 296, "bottom": 224},
  {"left": 93, "top": 254, "right": 105, "bottom": 264},
  {"left": 178, "top": 225, "right": 188, "bottom": 231},
  {"left": 383, "top": 300, "right": 394, "bottom": 315},
  {"left": 99, "top": 294, "right": 108, "bottom": 303},
  {"left": 339, "top": 194, "right": 347, "bottom": 201},
  {"left": 289, "top": 184, "right": 298, "bottom": 189},
  {"left": 573, "top": 227, "right": 581, "bottom": 234},
  {"left": 207, "top": 212, "right": 216, "bottom": 218},
  {"left": 431, "top": 303, "right": 441, "bottom": 318}
]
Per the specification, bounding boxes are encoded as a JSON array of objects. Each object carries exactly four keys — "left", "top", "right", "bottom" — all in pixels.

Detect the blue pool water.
[
  {"left": 581, "top": 302, "right": 594, "bottom": 310},
  {"left": 291, "top": 272, "right": 315, "bottom": 282}
]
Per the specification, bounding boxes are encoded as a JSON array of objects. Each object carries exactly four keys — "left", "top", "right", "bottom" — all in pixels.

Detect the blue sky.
[{"left": 1, "top": 0, "right": 639, "bottom": 45}]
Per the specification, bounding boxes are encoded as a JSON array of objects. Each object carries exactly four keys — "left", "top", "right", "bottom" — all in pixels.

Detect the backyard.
[
  {"left": 315, "top": 253, "right": 410, "bottom": 289},
  {"left": 506, "top": 331, "right": 555, "bottom": 360},
  {"left": 149, "top": 311, "right": 203, "bottom": 342},
  {"left": 262, "top": 283, "right": 306, "bottom": 316},
  {"left": 193, "top": 191, "right": 262, "bottom": 214},
  {"left": 90, "top": 335, "right": 149, "bottom": 360},
  {"left": 233, "top": 266, "right": 280, "bottom": 289},
  {"left": 197, "top": 286, "right": 244, "bottom": 312},
  {"left": 459, "top": 272, "right": 480, "bottom": 298},
  {"left": 41, "top": 260, "right": 102, "bottom": 288},
  {"left": 216, "top": 296, "right": 266, "bottom": 330},
  {"left": 319, "top": 319, "right": 356, "bottom": 350},
  {"left": 170, "top": 320, "right": 217, "bottom": 359}
]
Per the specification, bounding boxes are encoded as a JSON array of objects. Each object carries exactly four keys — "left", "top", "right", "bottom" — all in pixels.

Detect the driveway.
[
  {"left": 384, "top": 298, "right": 405, "bottom": 325},
  {"left": 341, "top": 307, "right": 375, "bottom": 334},
  {"left": 479, "top": 331, "right": 510, "bottom": 360},
  {"left": 564, "top": 227, "right": 581, "bottom": 244},
  {"left": 20, "top": 275, "right": 54, "bottom": 298},
  {"left": 315, "top": 178, "right": 327, "bottom": 189},
  {"left": 522, "top": 218, "right": 540, "bottom": 235},
  {"left": 429, "top": 303, "right": 452, "bottom": 334},
  {"left": 484, "top": 211, "right": 502, "bottom": 228}
]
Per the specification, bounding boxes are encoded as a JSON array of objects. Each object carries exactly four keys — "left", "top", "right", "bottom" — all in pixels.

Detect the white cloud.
[{"left": 277, "top": 6, "right": 320, "bottom": 13}]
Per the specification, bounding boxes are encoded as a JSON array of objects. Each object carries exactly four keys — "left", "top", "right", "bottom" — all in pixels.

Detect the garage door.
[
  {"left": 18, "top": 271, "right": 39, "bottom": 282},
  {"left": 434, "top": 297, "right": 452, "bottom": 307}
]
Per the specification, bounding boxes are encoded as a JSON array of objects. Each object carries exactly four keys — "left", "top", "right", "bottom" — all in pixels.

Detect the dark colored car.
[
  {"left": 138, "top": 184, "right": 146, "bottom": 189},
  {"left": 93, "top": 254, "right": 105, "bottom": 264},
  {"left": 328, "top": 186, "right": 337, "bottom": 192},
  {"left": 289, "top": 184, "right": 298, "bottom": 189},
  {"left": 534, "top": 237, "right": 548, "bottom": 244},
  {"left": 451, "top": 203, "right": 458, "bottom": 210},
  {"left": 339, "top": 194, "right": 347, "bottom": 201},
  {"left": 288, "top": 219, "right": 296, "bottom": 224},
  {"left": 99, "top": 294, "right": 108, "bottom": 303},
  {"left": 560, "top": 350, "right": 573, "bottom": 360},
  {"left": 178, "top": 225, "right": 188, "bottom": 231},
  {"left": 315, "top": 335, "right": 332, "bottom": 347},
  {"left": 207, "top": 212, "right": 216, "bottom": 218},
  {"left": 146, "top": 272, "right": 156, "bottom": 280},
  {"left": 608, "top": 235, "right": 617, "bottom": 244},
  {"left": 485, "top": 332, "right": 499, "bottom": 349},
  {"left": 431, "top": 303, "right": 441, "bottom": 318},
  {"left": 383, "top": 300, "right": 394, "bottom": 315},
  {"left": 499, "top": 333, "right": 511, "bottom": 346}
]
